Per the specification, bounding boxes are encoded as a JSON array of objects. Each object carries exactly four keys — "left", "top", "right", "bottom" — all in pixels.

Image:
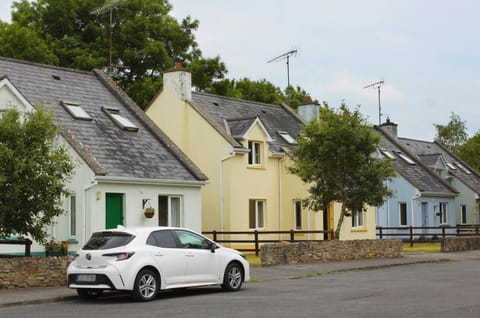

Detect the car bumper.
[{"left": 67, "top": 264, "right": 129, "bottom": 291}]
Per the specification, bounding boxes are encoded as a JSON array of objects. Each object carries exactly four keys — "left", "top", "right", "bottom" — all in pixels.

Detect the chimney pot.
[{"left": 175, "top": 61, "right": 183, "bottom": 69}]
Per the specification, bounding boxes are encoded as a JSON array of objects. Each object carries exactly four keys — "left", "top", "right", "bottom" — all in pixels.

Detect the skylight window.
[
  {"left": 102, "top": 106, "right": 138, "bottom": 132},
  {"left": 61, "top": 101, "right": 92, "bottom": 121},
  {"left": 380, "top": 149, "right": 396, "bottom": 159},
  {"left": 278, "top": 131, "right": 297, "bottom": 144},
  {"left": 397, "top": 152, "right": 415, "bottom": 165},
  {"left": 446, "top": 162, "right": 457, "bottom": 170},
  {"left": 455, "top": 162, "right": 472, "bottom": 175}
]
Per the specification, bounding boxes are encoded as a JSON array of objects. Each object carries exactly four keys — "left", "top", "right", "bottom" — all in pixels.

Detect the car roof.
[{"left": 96, "top": 226, "right": 197, "bottom": 236}]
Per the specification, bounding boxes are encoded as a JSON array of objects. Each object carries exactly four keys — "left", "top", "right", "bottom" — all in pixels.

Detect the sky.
[{"left": 1, "top": 0, "right": 480, "bottom": 141}]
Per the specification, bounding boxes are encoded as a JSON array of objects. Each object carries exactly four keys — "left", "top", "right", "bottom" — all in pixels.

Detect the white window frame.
[
  {"left": 352, "top": 209, "right": 365, "bottom": 228},
  {"left": 399, "top": 202, "right": 407, "bottom": 226},
  {"left": 248, "top": 141, "right": 262, "bottom": 166},
  {"left": 294, "top": 200, "right": 302, "bottom": 230},
  {"left": 439, "top": 202, "right": 448, "bottom": 224},
  {"left": 249, "top": 199, "right": 265, "bottom": 229},
  {"left": 159, "top": 195, "right": 183, "bottom": 227}
]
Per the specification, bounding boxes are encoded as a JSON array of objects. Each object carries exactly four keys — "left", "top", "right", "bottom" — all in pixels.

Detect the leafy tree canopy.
[
  {"left": 0, "top": 107, "right": 74, "bottom": 242},
  {"left": 289, "top": 103, "right": 395, "bottom": 239},
  {"left": 434, "top": 112, "right": 468, "bottom": 153},
  {"left": 457, "top": 132, "right": 480, "bottom": 173}
]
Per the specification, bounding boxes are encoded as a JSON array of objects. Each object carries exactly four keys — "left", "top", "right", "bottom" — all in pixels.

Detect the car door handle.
[
  {"left": 154, "top": 253, "right": 164, "bottom": 257},
  {"left": 186, "top": 253, "right": 195, "bottom": 257}
]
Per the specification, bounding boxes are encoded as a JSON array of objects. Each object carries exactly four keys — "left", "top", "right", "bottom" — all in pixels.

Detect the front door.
[
  {"left": 421, "top": 202, "right": 428, "bottom": 235},
  {"left": 106, "top": 193, "right": 124, "bottom": 229}
]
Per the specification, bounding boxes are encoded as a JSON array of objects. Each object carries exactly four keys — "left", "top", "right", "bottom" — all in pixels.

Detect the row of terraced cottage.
[{"left": 1, "top": 56, "right": 479, "bottom": 255}]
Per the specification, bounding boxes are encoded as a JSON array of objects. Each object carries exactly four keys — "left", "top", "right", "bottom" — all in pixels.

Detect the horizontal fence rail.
[
  {"left": 0, "top": 239, "right": 32, "bottom": 257},
  {"left": 202, "top": 230, "right": 334, "bottom": 256},
  {"left": 376, "top": 225, "right": 480, "bottom": 247}
]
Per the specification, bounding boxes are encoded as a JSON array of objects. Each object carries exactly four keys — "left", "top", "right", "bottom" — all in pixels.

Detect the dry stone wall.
[
  {"left": 261, "top": 239, "right": 402, "bottom": 266},
  {"left": 441, "top": 237, "right": 480, "bottom": 252},
  {"left": 0, "top": 256, "right": 73, "bottom": 289}
]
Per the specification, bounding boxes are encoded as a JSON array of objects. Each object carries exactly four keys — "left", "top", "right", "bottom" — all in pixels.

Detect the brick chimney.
[
  {"left": 163, "top": 61, "right": 192, "bottom": 101},
  {"left": 380, "top": 117, "right": 398, "bottom": 138},
  {"left": 297, "top": 96, "right": 320, "bottom": 122}
]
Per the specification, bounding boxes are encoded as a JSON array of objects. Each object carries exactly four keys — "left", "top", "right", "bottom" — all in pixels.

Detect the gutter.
[{"left": 94, "top": 176, "right": 207, "bottom": 187}]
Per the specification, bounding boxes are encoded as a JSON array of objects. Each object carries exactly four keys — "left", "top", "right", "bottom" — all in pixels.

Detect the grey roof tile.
[{"left": 0, "top": 57, "right": 206, "bottom": 182}]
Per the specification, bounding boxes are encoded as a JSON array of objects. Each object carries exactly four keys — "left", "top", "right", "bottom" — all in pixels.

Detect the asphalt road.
[{"left": 1, "top": 259, "right": 480, "bottom": 318}]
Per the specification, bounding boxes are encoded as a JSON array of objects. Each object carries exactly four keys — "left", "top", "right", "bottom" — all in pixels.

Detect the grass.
[
  {"left": 402, "top": 242, "right": 441, "bottom": 253},
  {"left": 245, "top": 254, "right": 262, "bottom": 267}
]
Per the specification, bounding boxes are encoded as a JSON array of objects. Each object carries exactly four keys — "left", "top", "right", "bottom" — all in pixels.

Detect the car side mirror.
[{"left": 209, "top": 242, "right": 217, "bottom": 253}]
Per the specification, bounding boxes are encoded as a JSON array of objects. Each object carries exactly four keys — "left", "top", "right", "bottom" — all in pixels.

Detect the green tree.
[
  {"left": 434, "top": 112, "right": 468, "bottom": 153},
  {"left": 457, "top": 132, "right": 480, "bottom": 173},
  {"left": 3, "top": 0, "right": 227, "bottom": 108},
  {"left": 0, "top": 107, "right": 74, "bottom": 242},
  {"left": 289, "top": 103, "right": 395, "bottom": 239}
]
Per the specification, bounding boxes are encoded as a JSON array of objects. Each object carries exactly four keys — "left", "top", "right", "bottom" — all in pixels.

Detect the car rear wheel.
[
  {"left": 132, "top": 269, "right": 159, "bottom": 302},
  {"left": 222, "top": 262, "right": 243, "bottom": 291},
  {"left": 77, "top": 289, "right": 103, "bottom": 299}
]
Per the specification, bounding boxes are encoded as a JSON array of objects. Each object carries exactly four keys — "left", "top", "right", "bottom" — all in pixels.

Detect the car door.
[
  {"left": 146, "top": 230, "right": 186, "bottom": 287},
  {"left": 173, "top": 230, "right": 222, "bottom": 285}
]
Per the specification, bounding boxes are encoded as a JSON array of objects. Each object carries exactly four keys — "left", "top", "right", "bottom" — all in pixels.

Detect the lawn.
[{"left": 402, "top": 242, "right": 441, "bottom": 253}]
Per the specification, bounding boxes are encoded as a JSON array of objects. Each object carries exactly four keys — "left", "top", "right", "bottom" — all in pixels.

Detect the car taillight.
[{"left": 102, "top": 252, "right": 135, "bottom": 261}]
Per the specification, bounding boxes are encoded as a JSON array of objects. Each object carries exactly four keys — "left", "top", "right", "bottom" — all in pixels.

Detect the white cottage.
[{"left": 0, "top": 57, "right": 207, "bottom": 255}]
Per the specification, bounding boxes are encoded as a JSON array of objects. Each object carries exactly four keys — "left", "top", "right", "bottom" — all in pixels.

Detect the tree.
[
  {"left": 457, "top": 132, "right": 480, "bottom": 173},
  {"left": 434, "top": 112, "right": 468, "bottom": 153},
  {"left": 289, "top": 103, "right": 395, "bottom": 239},
  {"left": 0, "top": 107, "right": 74, "bottom": 242},
  {"left": 2, "top": 0, "right": 227, "bottom": 108}
]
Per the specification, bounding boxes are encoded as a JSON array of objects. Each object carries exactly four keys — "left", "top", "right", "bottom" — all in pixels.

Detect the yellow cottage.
[{"left": 145, "top": 64, "right": 375, "bottom": 243}]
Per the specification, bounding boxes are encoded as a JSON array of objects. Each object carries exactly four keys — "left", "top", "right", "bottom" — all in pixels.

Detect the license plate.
[{"left": 77, "top": 274, "right": 96, "bottom": 282}]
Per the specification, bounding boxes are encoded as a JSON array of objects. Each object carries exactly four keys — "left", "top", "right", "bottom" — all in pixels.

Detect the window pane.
[
  {"left": 70, "top": 195, "right": 76, "bottom": 236},
  {"left": 254, "top": 143, "right": 261, "bottom": 164},
  {"left": 400, "top": 203, "right": 407, "bottom": 226},
  {"left": 462, "top": 205, "right": 467, "bottom": 224},
  {"left": 158, "top": 196, "right": 168, "bottom": 226},
  {"left": 171, "top": 197, "right": 181, "bottom": 227},
  {"left": 295, "top": 201, "right": 302, "bottom": 229},
  {"left": 257, "top": 200, "right": 264, "bottom": 228},
  {"left": 175, "top": 230, "right": 210, "bottom": 249},
  {"left": 249, "top": 200, "right": 256, "bottom": 229}
]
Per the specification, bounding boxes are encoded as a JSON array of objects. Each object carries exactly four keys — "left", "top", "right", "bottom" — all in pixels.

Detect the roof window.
[
  {"left": 397, "top": 152, "right": 415, "bottom": 165},
  {"left": 380, "top": 149, "right": 396, "bottom": 160},
  {"left": 102, "top": 106, "right": 138, "bottom": 132},
  {"left": 61, "top": 101, "right": 92, "bottom": 121},
  {"left": 446, "top": 162, "right": 457, "bottom": 170},
  {"left": 455, "top": 162, "right": 472, "bottom": 175},
  {"left": 278, "top": 131, "right": 297, "bottom": 144}
]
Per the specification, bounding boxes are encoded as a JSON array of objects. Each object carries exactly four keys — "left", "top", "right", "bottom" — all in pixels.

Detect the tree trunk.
[{"left": 334, "top": 203, "right": 348, "bottom": 240}]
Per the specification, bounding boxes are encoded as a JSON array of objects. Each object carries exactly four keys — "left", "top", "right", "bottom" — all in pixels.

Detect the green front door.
[{"left": 106, "top": 193, "right": 124, "bottom": 229}]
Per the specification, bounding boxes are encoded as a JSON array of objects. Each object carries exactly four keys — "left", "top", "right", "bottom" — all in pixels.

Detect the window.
[
  {"left": 158, "top": 195, "right": 182, "bottom": 227},
  {"left": 397, "top": 152, "right": 416, "bottom": 165},
  {"left": 61, "top": 101, "right": 92, "bottom": 121},
  {"left": 278, "top": 131, "right": 297, "bottom": 144},
  {"left": 146, "top": 230, "right": 178, "bottom": 248},
  {"left": 294, "top": 200, "right": 302, "bottom": 229},
  {"left": 352, "top": 209, "right": 365, "bottom": 228},
  {"left": 446, "top": 162, "right": 457, "bottom": 170},
  {"left": 174, "top": 230, "right": 212, "bottom": 249},
  {"left": 249, "top": 199, "right": 265, "bottom": 229},
  {"left": 69, "top": 195, "right": 76, "bottom": 236},
  {"left": 399, "top": 202, "right": 407, "bottom": 226},
  {"left": 461, "top": 205, "right": 467, "bottom": 224},
  {"left": 380, "top": 149, "right": 396, "bottom": 159},
  {"left": 248, "top": 141, "right": 262, "bottom": 165},
  {"left": 102, "top": 106, "right": 138, "bottom": 131},
  {"left": 455, "top": 162, "right": 472, "bottom": 175},
  {"left": 439, "top": 202, "right": 448, "bottom": 224}
]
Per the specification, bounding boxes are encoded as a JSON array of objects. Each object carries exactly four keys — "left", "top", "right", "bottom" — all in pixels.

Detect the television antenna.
[
  {"left": 91, "top": 0, "right": 128, "bottom": 71},
  {"left": 364, "top": 80, "right": 384, "bottom": 125},
  {"left": 267, "top": 49, "right": 298, "bottom": 103}
]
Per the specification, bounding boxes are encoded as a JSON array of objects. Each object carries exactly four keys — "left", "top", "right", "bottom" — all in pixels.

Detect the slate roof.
[
  {"left": 0, "top": 57, "right": 207, "bottom": 182},
  {"left": 375, "top": 127, "right": 457, "bottom": 196},
  {"left": 398, "top": 137, "right": 480, "bottom": 195},
  {"left": 189, "top": 92, "right": 303, "bottom": 153}
]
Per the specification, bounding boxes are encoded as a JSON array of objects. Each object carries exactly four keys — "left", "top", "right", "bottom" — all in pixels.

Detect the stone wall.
[
  {"left": 0, "top": 256, "right": 73, "bottom": 289},
  {"left": 441, "top": 237, "right": 480, "bottom": 252},
  {"left": 260, "top": 239, "right": 402, "bottom": 266}
]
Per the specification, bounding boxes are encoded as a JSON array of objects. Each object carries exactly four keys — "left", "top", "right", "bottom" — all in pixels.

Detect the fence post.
[
  {"left": 442, "top": 227, "right": 446, "bottom": 238},
  {"left": 212, "top": 230, "right": 217, "bottom": 242},
  {"left": 25, "top": 239, "right": 32, "bottom": 257},
  {"left": 254, "top": 230, "right": 259, "bottom": 256},
  {"left": 378, "top": 226, "right": 383, "bottom": 239},
  {"left": 410, "top": 226, "right": 414, "bottom": 247},
  {"left": 290, "top": 229, "right": 295, "bottom": 242}
]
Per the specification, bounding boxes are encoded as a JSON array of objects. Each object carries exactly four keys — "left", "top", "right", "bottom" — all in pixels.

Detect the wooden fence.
[
  {"left": 0, "top": 239, "right": 32, "bottom": 257},
  {"left": 202, "top": 230, "right": 333, "bottom": 256},
  {"left": 376, "top": 225, "right": 480, "bottom": 246}
]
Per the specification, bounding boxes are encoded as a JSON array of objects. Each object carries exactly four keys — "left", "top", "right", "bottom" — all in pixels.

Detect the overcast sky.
[{"left": 1, "top": 0, "right": 480, "bottom": 140}]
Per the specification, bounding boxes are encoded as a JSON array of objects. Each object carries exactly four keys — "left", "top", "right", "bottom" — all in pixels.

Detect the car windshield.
[{"left": 83, "top": 232, "right": 135, "bottom": 250}]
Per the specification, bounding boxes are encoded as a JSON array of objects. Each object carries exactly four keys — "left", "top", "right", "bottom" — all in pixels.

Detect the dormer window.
[
  {"left": 61, "top": 101, "right": 92, "bottom": 121},
  {"left": 102, "top": 106, "right": 138, "bottom": 132},
  {"left": 248, "top": 141, "right": 262, "bottom": 166},
  {"left": 278, "top": 131, "right": 297, "bottom": 144}
]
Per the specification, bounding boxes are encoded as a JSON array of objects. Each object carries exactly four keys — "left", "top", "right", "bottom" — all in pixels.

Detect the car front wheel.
[
  {"left": 222, "top": 262, "right": 244, "bottom": 291},
  {"left": 132, "top": 269, "right": 159, "bottom": 302}
]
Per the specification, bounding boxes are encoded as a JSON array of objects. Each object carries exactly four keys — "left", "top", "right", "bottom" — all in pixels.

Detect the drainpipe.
[
  {"left": 82, "top": 181, "right": 98, "bottom": 245},
  {"left": 220, "top": 152, "right": 235, "bottom": 236}
]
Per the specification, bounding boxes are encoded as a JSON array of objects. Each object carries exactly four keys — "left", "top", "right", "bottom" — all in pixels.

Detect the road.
[{"left": 1, "top": 259, "right": 480, "bottom": 318}]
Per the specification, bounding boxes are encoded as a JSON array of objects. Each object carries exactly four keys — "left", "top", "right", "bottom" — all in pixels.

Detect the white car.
[{"left": 67, "top": 226, "right": 250, "bottom": 301}]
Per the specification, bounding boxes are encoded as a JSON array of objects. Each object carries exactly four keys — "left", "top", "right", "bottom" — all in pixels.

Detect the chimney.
[
  {"left": 297, "top": 96, "right": 320, "bottom": 122},
  {"left": 163, "top": 61, "right": 192, "bottom": 101},
  {"left": 380, "top": 117, "right": 398, "bottom": 138}
]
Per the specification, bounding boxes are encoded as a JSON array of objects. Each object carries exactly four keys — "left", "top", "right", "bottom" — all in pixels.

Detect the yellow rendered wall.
[{"left": 333, "top": 202, "right": 377, "bottom": 240}]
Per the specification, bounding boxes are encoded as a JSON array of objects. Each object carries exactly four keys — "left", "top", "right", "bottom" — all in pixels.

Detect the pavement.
[{"left": 1, "top": 250, "right": 480, "bottom": 308}]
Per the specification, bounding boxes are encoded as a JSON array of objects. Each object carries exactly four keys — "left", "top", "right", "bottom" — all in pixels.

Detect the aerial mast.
[
  {"left": 267, "top": 49, "right": 298, "bottom": 104},
  {"left": 364, "top": 80, "right": 385, "bottom": 125}
]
